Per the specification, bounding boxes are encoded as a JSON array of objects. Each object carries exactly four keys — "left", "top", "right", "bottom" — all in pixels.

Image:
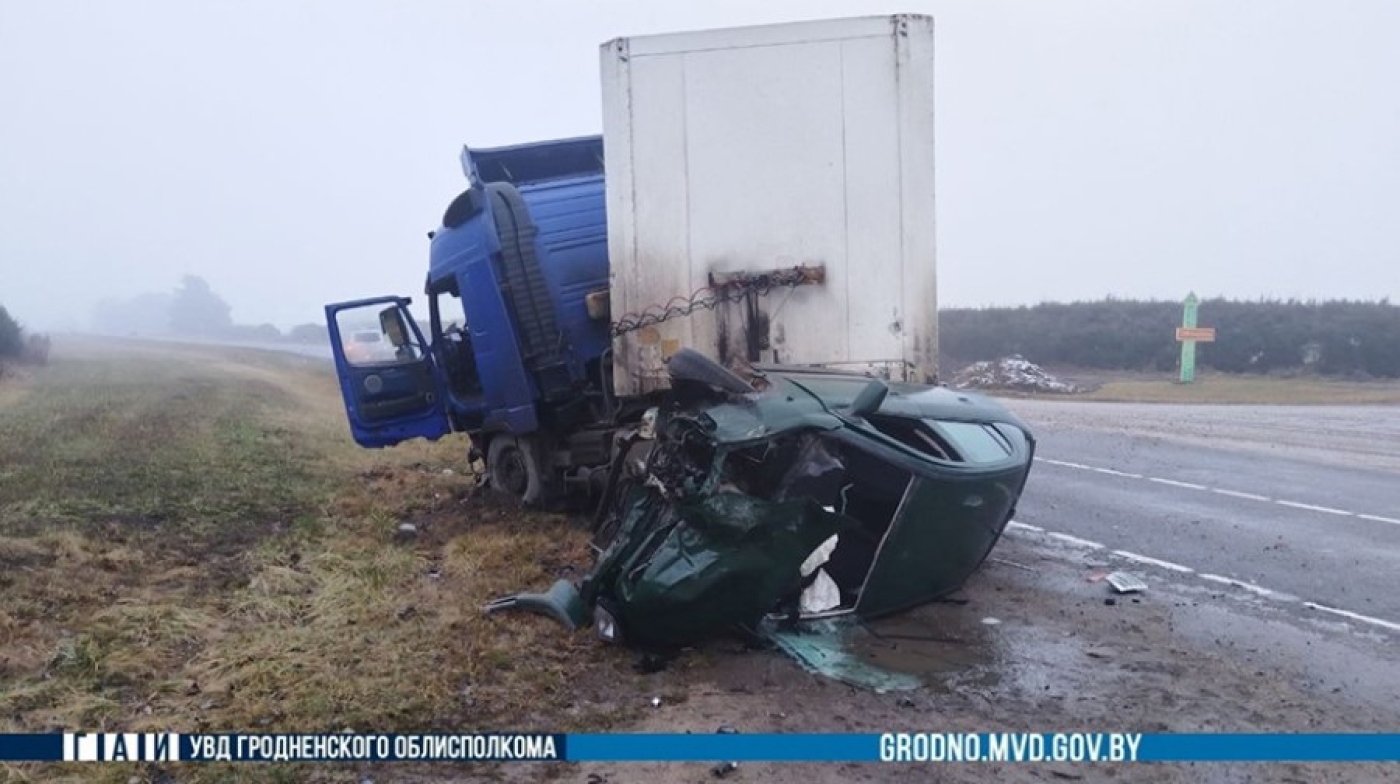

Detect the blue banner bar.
[
  {"left": 566, "top": 733, "right": 1400, "bottom": 762},
  {"left": 0, "top": 734, "right": 63, "bottom": 761},
  {"left": 1, "top": 732, "right": 1397, "bottom": 763},
  {"left": 1140, "top": 734, "right": 1400, "bottom": 762}
]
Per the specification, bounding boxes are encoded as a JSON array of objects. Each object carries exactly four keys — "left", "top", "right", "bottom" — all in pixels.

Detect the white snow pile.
[{"left": 952, "top": 356, "right": 1080, "bottom": 394}]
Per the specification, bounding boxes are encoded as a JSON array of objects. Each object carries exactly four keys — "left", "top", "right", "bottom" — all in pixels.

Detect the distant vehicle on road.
[{"left": 342, "top": 330, "right": 393, "bottom": 364}]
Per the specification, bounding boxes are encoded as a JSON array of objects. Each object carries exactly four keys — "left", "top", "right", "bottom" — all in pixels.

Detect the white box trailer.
[{"left": 601, "top": 14, "right": 937, "bottom": 397}]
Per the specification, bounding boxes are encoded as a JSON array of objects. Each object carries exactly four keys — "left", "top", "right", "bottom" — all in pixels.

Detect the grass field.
[
  {"left": 0, "top": 339, "right": 648, "bottom": 783},
  {"left": 1078, "top": 373, "right": 1400, "bottom": 405}
]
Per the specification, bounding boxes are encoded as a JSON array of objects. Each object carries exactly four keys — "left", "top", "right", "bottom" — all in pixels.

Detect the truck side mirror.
[{"left": 379, "top": 306, "right": 409, "bottom": 348}]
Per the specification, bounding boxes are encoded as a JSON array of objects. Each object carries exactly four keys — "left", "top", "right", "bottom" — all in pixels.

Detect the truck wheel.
[
  {"left": 666, "top": 348, "right": 753, "bottom": 394},
  {"left": 487, "top": 435, "right": 546, "bottom": 505}
]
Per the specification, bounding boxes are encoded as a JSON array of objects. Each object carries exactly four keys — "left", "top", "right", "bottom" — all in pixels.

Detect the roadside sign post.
[{"left": 1176, "top": 292, "right": 1216, "bottom": 384}]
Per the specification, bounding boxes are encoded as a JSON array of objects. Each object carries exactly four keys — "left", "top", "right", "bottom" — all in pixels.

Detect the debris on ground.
[
  {"left": 952, "top": 356, "right": 1081, "bottom": 394},
  {"left": 711, "top": 761, "right": 740, "bottom": 778},
  {"left": 1106, "top": 571, "right": 1149, "bottom": 594},
  {"left": 765, "top": 618, "right": 921, "bottom": 694},
  {"left": 634, "top": 652, "right": 670, "bottom": 674}
]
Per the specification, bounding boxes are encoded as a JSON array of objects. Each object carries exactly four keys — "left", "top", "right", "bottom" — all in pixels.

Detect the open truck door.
[{"left": 326, "top": 296, "right": 451, "bottom": 448}]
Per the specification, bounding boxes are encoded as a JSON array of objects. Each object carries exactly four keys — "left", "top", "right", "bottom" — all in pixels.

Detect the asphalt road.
[{"left": 1001, "top": 398, "right": 1400, "bottom": 632}]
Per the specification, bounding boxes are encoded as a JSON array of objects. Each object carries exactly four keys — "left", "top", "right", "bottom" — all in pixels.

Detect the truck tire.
[
  {"left": 487, "top": 435, "right": 547, "bottom": 506},
  {"left": 666, "top": 348, "right": 753, "bottom": 395}
]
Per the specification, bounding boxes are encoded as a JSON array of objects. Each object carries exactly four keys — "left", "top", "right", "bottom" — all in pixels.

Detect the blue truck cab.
[{"left": 325, "top": 137, "right": 614, "bottom": 503}]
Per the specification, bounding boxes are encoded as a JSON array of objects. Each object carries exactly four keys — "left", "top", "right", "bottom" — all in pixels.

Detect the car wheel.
[{"left": 487, "top": 435, "right": 546, "bottom": 505}]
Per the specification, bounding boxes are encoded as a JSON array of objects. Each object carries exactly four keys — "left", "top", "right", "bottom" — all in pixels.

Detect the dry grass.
[
  {"left": 1080, "top": 373, "right": 1400, "bottom": 405},
  {"left": 0, "top": 339, "right": 641, "bottom": 783},
  {"left": 0, "top": 362, "right": 31, "bottom": 407}
]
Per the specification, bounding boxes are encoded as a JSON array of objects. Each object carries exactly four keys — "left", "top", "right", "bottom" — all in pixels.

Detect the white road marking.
[
  {"left": 1198, "top": 573, "right": 1292, "bottom": 600},
  {"left": 1210, "top": 488, "right": 1272, "bottom": 502},
  {"left": 1036, "top": 458, "right": 1092, "bottom": 470},
  {"left": 1275, "top": 500, "right": 1353, "bottom": 517},
  {"left": 1148, "top": 477, "right": 1208, "bottom": 491},
  {"left": 1090, "top": 467, "right": 1144, "bottom": 479},
  {"left": 1034, "top": 455, "right": 1394, "bottom": 522},
  {"left": 1112, "top": 550, "right": 1194, "bottom": 573},
  {"left": 1045, "top": 531, "right": 1104, "bottom": 550},
  {"left": 1303, "top": 602, "right": 1400, "bottom": 634},
  {"left": 1007, "top": 521, "right": 1398, "bottom": 635}
]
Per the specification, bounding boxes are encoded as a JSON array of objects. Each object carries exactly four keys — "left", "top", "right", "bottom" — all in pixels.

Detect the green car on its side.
[{"left": 487, "top": 357, "right": 1036, "bottom": 649}]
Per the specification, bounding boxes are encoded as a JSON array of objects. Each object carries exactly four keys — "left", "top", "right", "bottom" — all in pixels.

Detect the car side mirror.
[
  {"left": 849, "top": 379, "right": 889, "bottom": 419},
  {"left": 379, "top": 306, "right": 409, "bottom": 348}
]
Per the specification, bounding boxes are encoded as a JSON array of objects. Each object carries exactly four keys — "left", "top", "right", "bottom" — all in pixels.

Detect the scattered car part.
[
  {"left": 711, "top": 761, "right": 739, "bottom": 778},
  {"left": 1106, "top": 571, "right": 1149, "bottom": 594},
  {"left": 481, "top": 580, "right": 589, "bottom": 631},
  {"left": 764, "top": 618, "right": 921, "bottom": 694}
]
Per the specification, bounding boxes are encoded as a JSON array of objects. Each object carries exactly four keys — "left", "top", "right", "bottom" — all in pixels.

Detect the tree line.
[
  {"left": 0, "top": 305, "right": 51, "bottom": 368},
  {"left": 93, "top": 275, "right": 328, "bottom": 344},
  {"left": 940, "top": 298, "right": 1400, "bottom": 378}
]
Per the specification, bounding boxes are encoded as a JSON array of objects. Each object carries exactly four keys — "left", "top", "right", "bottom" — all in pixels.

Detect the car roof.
[
  {"left": 765, "top": 369, "right": 1027, "bottom": 428},
  {"left": 695, "top": 369, "right": 1029, "bottom": 447}
]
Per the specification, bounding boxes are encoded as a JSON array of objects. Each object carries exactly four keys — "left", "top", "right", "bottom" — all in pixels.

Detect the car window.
[
  {"left": 929, "top": 421, "right": 1013, "bottom": 463},
  {"left": 334, "top": 305, "right": 421, "bottom": 366}
]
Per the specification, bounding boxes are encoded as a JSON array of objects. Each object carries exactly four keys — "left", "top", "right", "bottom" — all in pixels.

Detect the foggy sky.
[{"left": 2, "top": 0, "right": 1397, "bottom": 331}]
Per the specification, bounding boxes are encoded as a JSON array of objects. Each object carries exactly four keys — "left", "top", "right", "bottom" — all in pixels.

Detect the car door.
[{"left": 325, "top": 296, "right": 452, "bottom": 447}]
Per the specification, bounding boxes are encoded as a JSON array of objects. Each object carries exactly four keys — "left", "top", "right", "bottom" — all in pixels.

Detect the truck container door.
[{"left": 325, "top": 296, "right": 452, "bottom": 447}]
